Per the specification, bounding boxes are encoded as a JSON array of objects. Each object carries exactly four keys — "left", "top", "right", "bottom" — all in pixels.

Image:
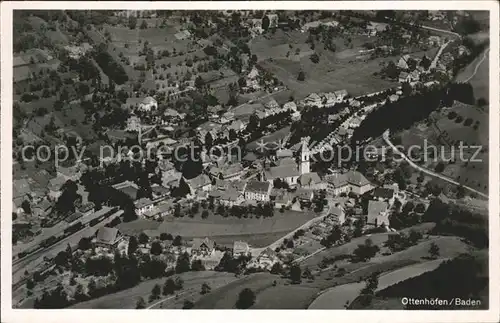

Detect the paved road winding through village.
[{"left": 383, "top": 130, "right": 488, "bottom": 199}]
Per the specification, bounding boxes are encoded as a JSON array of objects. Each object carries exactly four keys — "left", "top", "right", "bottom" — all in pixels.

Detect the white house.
[
  {"left": 135, "top": 198, "right": 155, "bottom": 216},
  {"left": 244, "top": 180, "right": 272, "bottom": 202},
  {"left": 139, "top": 97, "right": 158, "bottom": 112},
  {"left": 326, "top": 171, "right": 373, "bottom": 196},
  {"left": 334, "top": 89, "right": 348, "bottom": 102}
]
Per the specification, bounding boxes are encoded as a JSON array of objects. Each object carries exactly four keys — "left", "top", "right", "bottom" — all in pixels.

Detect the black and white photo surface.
[{"left": 1, "top": 2, "right": 499, "bottom": 322}]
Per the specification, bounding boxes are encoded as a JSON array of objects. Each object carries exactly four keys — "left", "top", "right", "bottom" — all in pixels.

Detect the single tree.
[
  {"left": 235, "top": 288, "right": 256, "bottom": 309},
  {"left": 151, "top": 241, "right": 163, "bottom": 255},
  {"left": 136, "top": 297, "right": 146, "bottom": 309},
  {"left": 289, "top": 264, "right": 302, "bottom": 284},
  {"left": 429, "top": 242, "right": 440, "bottom": 259},
  {"left": 182, "top": 300, "right": 195, "bottom": 309},
  {"left": 128, "top": 236, "right": 138, "bottom": 255},
  {"left": 201, "top": 282, "right": 211, "bottom": 295},
  {"left": 297, "top": 71, "right": 305, "bottom": 81}
]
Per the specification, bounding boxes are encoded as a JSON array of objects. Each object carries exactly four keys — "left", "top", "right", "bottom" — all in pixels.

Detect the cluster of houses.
[
  {"left": 90, "top": 225, "right": 281, "bottom": 271},
  {"left": 301, "top": 89, "right": 349, "bottom": 108},
  {"left": 13, "top": 163, "right": 89, "bottom": 217}
]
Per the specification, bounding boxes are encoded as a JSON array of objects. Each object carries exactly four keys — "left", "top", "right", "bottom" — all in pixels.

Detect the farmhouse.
[
  {"left": 233, "top": 241, "right": 250, "bottom": 257},
  {"left": 191, "top": 237, "right": 216, "bottom": 256},
  {"left": 95, "top": 227, "right": 124, "bottom": 249},
  {"left": 397, "top": 54, "right": 412, "bottom": 70},
  {"left": 304, "top": 93, "right": 322, "bottom": 107},
  {"left": 245, "top": 180, "right": 272, "bottom": 202},
  {"left": 254, "top": 247, "right": 279, "bottom": 269},
  {"left": 283, "top": 101, "right": 298, "bottom": 112}
]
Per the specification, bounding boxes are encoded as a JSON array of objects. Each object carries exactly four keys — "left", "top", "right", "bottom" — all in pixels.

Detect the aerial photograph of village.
[{"left": 10, "top": 9, "right": 490, "bottom": 310}]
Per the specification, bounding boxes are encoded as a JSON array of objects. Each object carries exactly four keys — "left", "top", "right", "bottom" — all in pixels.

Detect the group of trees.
[
  {"left": 389, "top": 201, "right": 427, "bottom": 229},
  {"left": 384, "top": 229, "right": 423, "bottom": 253},
  {"left": 320, "top": 225, "right": 343, "bottom": 248},
  {"left": 215, "top": 252, "right": 251, "bottom": 274},
  {"left": 94, "top": 43, "right": 129, "bottom": 85},
  {"left": 351, "top": 83, "right": 472, "bottom": 144},
  {"left": 352, "top": 238, "right": 380, "bottom": 262},
  {"left": 423, "top": 198, "right": 488, "bottom": 248}
]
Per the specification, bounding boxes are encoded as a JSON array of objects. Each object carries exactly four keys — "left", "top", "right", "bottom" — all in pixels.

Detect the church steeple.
[{"left": 300, "top": 137, "right": 310, "bottom": 175}]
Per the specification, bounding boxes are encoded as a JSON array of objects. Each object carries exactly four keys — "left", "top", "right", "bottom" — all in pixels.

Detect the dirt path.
[{"left": 459, "top": 48, "right": 490, "bottom": 83}]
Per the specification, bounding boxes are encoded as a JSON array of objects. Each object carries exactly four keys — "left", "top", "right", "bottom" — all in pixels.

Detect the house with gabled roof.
[
  {"left": 298, "top": 172, "right": 325, "bottom": 190},
  {"left": 32, "top": 199, "right": 53, "bottom": 218},
  {"left": 397, "top": 54, "right": 412, "bottom": 69},
  {"left": 245, "top": 180, "right": 272, "bottom": 202},
  {"left": 191, "top": 237, "right": 216, "bottom": 256},
  {"left": 95, "top": 227, "right": 123, "bottom": 249},
  {"left": 398, "top": 71, "right": 411, "bottom": 83},
  {"left": 233, "top": 241, "right": 250, "bottom": 257},
  {"left": 329, "top": 204, "right": 346, "bottom": 225},
  {"left": 367, "top": 200, "right": 389, "bottom": 227},
  {"left": 186, "top": 174, "right": 212, "bottom": 194},
  {"left": 325, "top": 171, "right": 373, "bottom": 196},
  {"left": 373, "top": 187, "right": 396, "bottom": 205},
  {"left": 271, "top": 188, "right": 293, "bottom": 209},
  {"left": 304, "top": 93, "right": 322, "bottom": 107},
  {"left": 135, "top": 198, "right": 156, "bottom": 216},
  {"left": 255, "top": 247, "right": 279, "bottom": 269},
  {"left": 48, "top": 176, "right": 67, "bottom": 200}
]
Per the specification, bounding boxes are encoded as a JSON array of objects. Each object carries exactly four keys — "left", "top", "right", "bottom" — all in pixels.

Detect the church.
[{"left": 262, "top": 138, "right": 311, "bottom": 188}]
